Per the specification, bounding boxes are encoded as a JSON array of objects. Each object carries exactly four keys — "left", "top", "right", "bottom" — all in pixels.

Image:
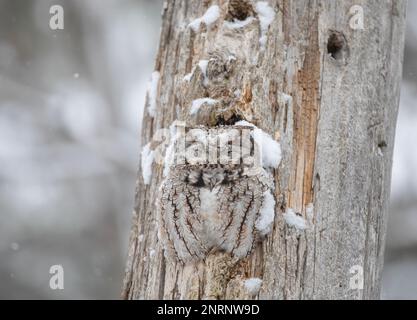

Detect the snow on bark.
[
  {"left": 224, "top": 17, "right": 255, "bottom": 29},
  {"left": 146, "top": 71, "right": 160, "bottom": 117},
  {"left": 141, "top": 143, "right": 154, "bottom": 185},
  {"left": 283, "top": 208, "right": 308, "bottom": 231},
  {"left": 188, "top": 5, "right": 220, "bottom": 32},
  {"left": 244, "top": 278, "right": 263, "bottom": 296},
  {"left": 256, "top": 190, "right": 276, "bottom": 236},
  {"left": 198, "top": 60, "right": 209, "bottom": 87},
  {"left": 255, "top": 2, "right": 276, "bottom": 50},
  {"left": 190, "top": 98, "right": 218, "bottom": 115}
]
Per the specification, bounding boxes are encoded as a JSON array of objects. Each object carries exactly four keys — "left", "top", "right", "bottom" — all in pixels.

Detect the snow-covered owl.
[{"left": 157, "top": 125, "right": 279, "bottom": 263}]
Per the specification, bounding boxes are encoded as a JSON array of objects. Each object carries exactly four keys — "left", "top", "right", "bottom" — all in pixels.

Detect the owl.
[{"left": 157, "top": 126, "right": 275, "bottom": 263}]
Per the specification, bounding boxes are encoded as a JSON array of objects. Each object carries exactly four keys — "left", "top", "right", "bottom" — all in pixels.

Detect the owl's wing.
[
  {"left": 217, "top": 175, "right": 270, "bottom": 258},
  {"left": 158, "top": 177, "right": 207, "bottom": 263}
]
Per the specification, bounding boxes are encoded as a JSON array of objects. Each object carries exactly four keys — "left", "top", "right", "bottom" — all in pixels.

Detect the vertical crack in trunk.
[{"left": 289, "top": 16, "right": 321, "bottom": 212}]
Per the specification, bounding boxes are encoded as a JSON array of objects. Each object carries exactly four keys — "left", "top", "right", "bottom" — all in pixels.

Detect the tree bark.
[{"left": 122, "top": 0, "right": 407, "bottom": 300}]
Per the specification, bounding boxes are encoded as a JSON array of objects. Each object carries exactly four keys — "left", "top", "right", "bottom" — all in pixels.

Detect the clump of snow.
[
  {"left": 146, "top": 71, "right": 160, "bottom": 117},
  {"left": 256, "top": 190, "right": 275, "bottom": 235},
  {"left": 184, "top": 59, "right": 212, "bottom": 85},
  {"left": 190, "top": 98, "right": 218, "bottom": 115},
  {"left": 138, "top": 234, "right": 144, "bottom": 242},
  {"left": 255, "top": 2, "right": 276, "bottom": 50},
  {"left": 283, "top": 208, "right": 308, "bottom": 231},
  {"left": 244, "top": 278, "right": 263, "bottom": 296},
  {"left": 224, "top": 16, "right": 255, "bottom": 29},
  {"left": 235, "top": 120, "right": 282, "bottom": 169},
  {"left": 198, "top": 60, "right": 209, "bottom": 86},
  {"left": 141, "top": 143, "right": 155, "bottom": 185},
  {"left": 255, "top": 128, "right": 281, "bottom": 168},
  {"left": 377, "top": 147, "right": 384, "bottom": 157},
  {"left": 188, "top": 5, "right": 220, "bottom": 32},
  {"left": 183, "top": 72, "right": 193, "bottom": 82},
  {"left": 149, "top": 249, "right": 156, "bottom": 257}
]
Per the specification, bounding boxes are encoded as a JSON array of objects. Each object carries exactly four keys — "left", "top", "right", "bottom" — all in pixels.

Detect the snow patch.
[
  {"left": 190, "top": 98, "right": 218, "bottom": 115},
  {"left": 255, "top": 128, "right": 282, "bottom": 169},
  {"left": 255, "top": 2, "right": 276, "bottom": 50},
  {"left": 283, "top": 208, "right": 308, "bottom": 231},
  {"left": 141, "top": 143, "right": 154, "bottom": 185},
  {"left": 146, "top": 71, "right": 160, "bottom": 117},
  {"left": 149, "top": 249, "right": 156, "bottom": 257},
  {"left": 244, "top": 278, "right": 263, "bottom": 296},
  {"left": 198, "top": 60, "right": 209, "bottom": 86},
  {"left": 235, "top": 120, "right": 282, "bottom": 169},
  {"left": 256, "top": 190, "right": 275, "bottom": 235},
  {"left": 224, "top": 16, "right": 255, "bottom": 29},
  {"left": 378, "top": 147, "right": 384, "bottom": 157},
  {"left": 183, "top": 72, "right": 193, "bottom": 82},
  {"left": 184, "top": 58, "right": 211, "bottom": 84},
  {"left": 138, "top": 234, "right": 144, "bottom": 242},
  {"left": 188, "top": 5, "right": 220, "bottom": 32}
]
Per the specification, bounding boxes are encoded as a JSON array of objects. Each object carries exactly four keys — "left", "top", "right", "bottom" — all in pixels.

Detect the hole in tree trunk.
[
  {"left": 226, "top": 0, "right": 254, "bottom": 21},
  {"left": 377, "top": 140, "right": 387, "bottom": 156},
  {"left": 378, "top": 141, "right": 387, "bottom": 149},
  {"left": 215, "top": 113, "right": 244, "bottom": 126},
  {"left": 327, "top": 31, "right": 348, "bottom": 60}
]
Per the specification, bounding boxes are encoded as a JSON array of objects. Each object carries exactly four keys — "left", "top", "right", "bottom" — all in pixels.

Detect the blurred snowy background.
[{"left": 0, "top": 0, "right": 415, "bottom": 299}]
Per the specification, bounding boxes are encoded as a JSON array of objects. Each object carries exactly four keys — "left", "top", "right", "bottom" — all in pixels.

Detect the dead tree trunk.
[{"left": 122, "top": 0, "right": 407, "bottom": 300}]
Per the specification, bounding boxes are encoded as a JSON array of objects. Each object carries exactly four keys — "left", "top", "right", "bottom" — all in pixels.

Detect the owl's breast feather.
[{"left": 199, "top": 187, "right": 222, "bottom": 247}]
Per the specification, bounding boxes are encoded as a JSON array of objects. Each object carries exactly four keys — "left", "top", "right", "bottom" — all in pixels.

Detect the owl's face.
[
  {"left": 202, "top": 167, "right": 225, "bottom": 190},
  {"left": 180, "top": 165, "right": 244, "bottom": 190}
]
